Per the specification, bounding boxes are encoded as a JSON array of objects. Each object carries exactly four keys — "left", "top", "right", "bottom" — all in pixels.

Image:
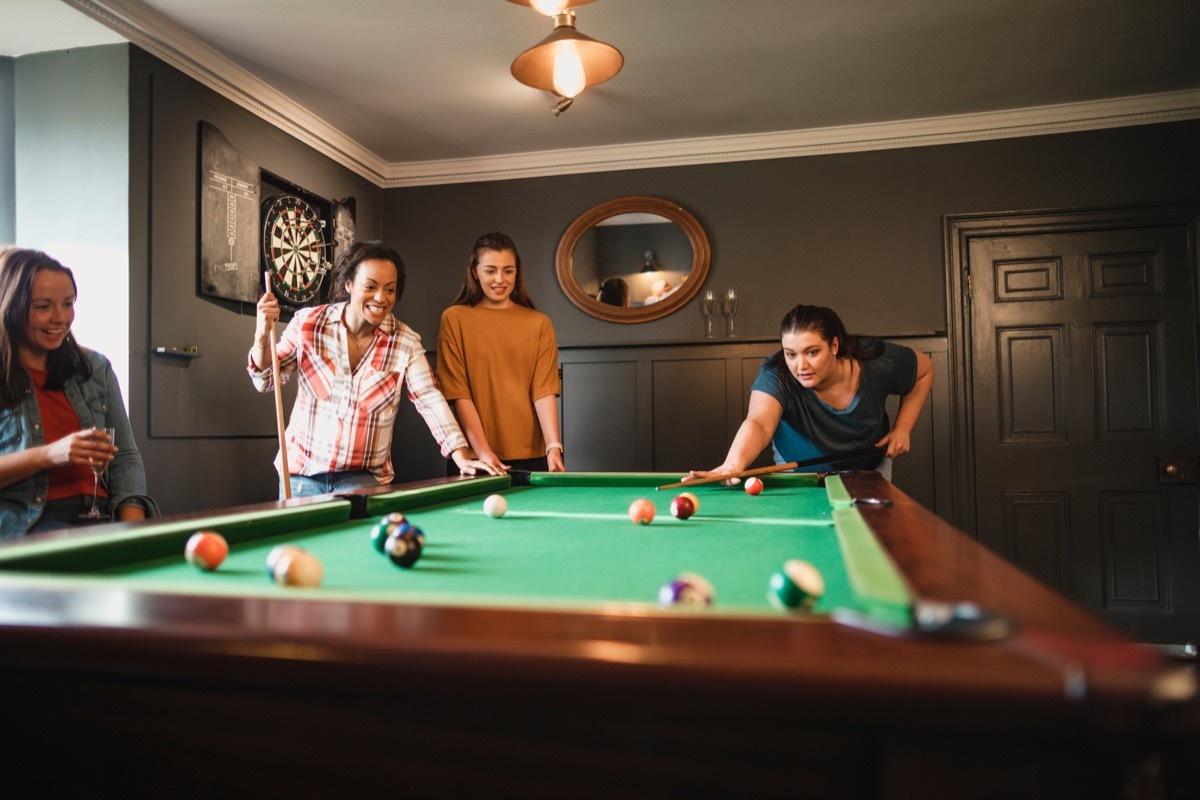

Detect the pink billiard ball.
[
  {"left": 628, "top": 498, "right": 656, "bottom": 525},
  {"left": 669, "top": 495, "right": 695, "bottom": 520},
  {"left": 185, "top": 531, "right": 229, "bottom": 571},
  {"left": 745, "top": 477, "right": 764, "bottom": 496}
]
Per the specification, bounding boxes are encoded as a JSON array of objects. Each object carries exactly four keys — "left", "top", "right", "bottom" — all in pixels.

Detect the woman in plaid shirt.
[{"left": 249, "top": 242, "right": 502, "bottom": 498}]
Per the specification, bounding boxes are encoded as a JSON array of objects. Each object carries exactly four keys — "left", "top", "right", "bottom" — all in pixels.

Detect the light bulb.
[
  {"left": 530, "top": 0, "right": 569, "bottom": 14},
  {"left": 552, "top": 41, "right": 586, "bottom": 98}
]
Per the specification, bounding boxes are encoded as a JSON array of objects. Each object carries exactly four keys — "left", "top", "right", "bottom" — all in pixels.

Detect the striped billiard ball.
[
  {"left": 768, "top": 559, "right": 825, "bottom": 612},
  {"left": 185, "top": 531, "right": 228, "bottom": 571}
]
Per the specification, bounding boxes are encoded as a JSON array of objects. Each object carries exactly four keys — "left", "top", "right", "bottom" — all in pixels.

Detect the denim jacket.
[{"left": 0, "top": 348, "right": 159, "bottom": 538}]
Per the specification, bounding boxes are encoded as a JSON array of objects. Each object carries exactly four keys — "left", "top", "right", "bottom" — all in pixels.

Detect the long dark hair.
[
  {"left": 450, "top": 232, "right": 536, "bottom": 309},
  {"left": 327, "top": 241, "right": 406, "bottom": 304},
  {"left": 765, "top": 304, "right": 883, "bottom": 374},
  {"left": 0, "top": 247, "right": 91, "bottom": 409}
]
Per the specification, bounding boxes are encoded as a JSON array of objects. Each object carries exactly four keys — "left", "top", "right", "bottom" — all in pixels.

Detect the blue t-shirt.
[{"left": 749, "top": 338, "right": 917, "bottom": 471}]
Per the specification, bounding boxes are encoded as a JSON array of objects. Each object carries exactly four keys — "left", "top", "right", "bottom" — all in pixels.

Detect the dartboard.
[{"left": 262, "top": 194, "right": 330, "bottom": 306}]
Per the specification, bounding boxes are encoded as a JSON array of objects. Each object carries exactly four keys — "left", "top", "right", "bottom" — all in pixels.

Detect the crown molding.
[
  {"left": 385, "top": 90, "right": 1200, "bottom": 186},
  {"left": 71, "top": 1, "right": 1200, "bottom": 190},
  {"left": 68, "top": 0, "right": 390, "bottom": 185}
]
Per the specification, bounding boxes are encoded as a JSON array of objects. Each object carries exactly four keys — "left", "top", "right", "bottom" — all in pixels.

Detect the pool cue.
[
  {"left": 264, "top": 274, "right": 292, "bottom": 500},
  {"left": 655, "top": 447, "right": 888, "bottom": 491}
]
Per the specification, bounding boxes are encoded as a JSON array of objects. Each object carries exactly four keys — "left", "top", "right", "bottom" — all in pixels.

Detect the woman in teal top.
[{"left": 691, "top": 304, "right": 934, "bottom": 481}]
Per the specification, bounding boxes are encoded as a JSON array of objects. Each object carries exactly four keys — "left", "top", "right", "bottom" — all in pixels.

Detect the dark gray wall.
[
  {"left": 127, "top": 47, "right": 385, "bottom": 514},
  {"left": 0, "top": 57, "right": 13, "bottom": 244},
  {"left": 386, "top": 121, "right": 1200, "bottom": 348},
  {"left": 383, "top": 120, "right": 1200, "bottom": 482}
]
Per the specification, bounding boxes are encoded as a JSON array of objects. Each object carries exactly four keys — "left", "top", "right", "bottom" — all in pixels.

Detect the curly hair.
[{"left": 326, "top": 241, "right": 406, "bottom": 304}]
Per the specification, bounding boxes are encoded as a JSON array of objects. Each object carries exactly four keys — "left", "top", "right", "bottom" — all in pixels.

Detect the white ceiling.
[{"left": 4, "top": 0, "right": 1199, "bottom": 187}]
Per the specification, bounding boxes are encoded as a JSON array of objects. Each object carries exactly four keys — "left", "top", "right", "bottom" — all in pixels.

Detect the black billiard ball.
[{"left": 385, "top": 529, "right": 423, "bottom": 569}]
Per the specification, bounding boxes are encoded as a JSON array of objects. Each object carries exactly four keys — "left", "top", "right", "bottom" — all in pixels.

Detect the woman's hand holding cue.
[
  {"left": 252, "top": 291, "right": 280, "bottom": 372},
  {"left": 682, "top": 465, "right": 742, "bottom": 487}
]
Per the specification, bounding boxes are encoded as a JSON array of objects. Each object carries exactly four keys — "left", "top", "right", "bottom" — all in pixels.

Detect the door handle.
[{"left": 1158, "top": 456, "right": 1200, "bottom": 485}]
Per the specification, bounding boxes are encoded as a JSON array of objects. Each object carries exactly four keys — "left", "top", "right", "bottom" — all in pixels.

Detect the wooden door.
[{"left": 961, "top": 213, "right": 1199, "bottom": 646}]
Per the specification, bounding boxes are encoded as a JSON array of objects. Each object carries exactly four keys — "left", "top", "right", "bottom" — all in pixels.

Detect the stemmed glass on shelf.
[
  {"left": 79, "top": 427, "right": 116, "bottom": 519},
  {"left": 722, "top": 289, "right": 739, "bottom": 338},
  {"left": 700, "top": 290, "right": 716, "bottom": 339}
]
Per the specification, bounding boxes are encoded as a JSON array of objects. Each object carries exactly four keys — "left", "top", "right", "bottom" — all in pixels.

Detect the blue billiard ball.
[{"left": 371, "top": 518, "right": 411, "bottom": 554}]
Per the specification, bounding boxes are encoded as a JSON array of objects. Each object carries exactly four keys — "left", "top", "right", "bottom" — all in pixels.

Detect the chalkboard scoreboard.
[{"left": 197, "top": 121, "right": 355, "bottom": 307}]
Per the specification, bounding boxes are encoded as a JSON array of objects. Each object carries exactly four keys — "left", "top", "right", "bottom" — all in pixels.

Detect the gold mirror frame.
[{"left": 555, "top": 196, "right": 711, "bottom": 323}]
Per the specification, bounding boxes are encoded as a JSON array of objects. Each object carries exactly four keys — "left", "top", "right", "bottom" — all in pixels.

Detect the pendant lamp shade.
[
  {"left": 506, "top": 0, "right": 597, "bottom": 13},
  {"left": 510, "top": 11, "right": 623, "bottom": 98}
]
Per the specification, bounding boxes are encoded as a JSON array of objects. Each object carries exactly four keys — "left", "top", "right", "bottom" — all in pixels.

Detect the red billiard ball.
[
  {"left": 678, "top": 492, "right": 700, "bottom": 513},
  {"left": 745, "top": 477, "right": 764, "bottom": 496},
  {"left": 669, "top": 495, "right": 695, "bottom": 520},
  {"left": 628, "top": 498, "right": 656, "bottom": 525},
  {"left": 185, "top": 531, "right": 228, "bottom": 571}
]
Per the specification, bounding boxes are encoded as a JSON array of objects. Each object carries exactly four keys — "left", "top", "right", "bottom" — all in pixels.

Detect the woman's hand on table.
[
  {"left": 452, "top": 448, "right": 506, "bottom": 476},
  {"left": 683, "top": 465, "right": 742, "bottom": 487}
]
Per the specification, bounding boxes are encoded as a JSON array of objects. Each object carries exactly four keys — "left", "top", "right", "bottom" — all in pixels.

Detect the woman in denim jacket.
[{"left": 0, "top": 248, "right": 158, "bottom": 537}]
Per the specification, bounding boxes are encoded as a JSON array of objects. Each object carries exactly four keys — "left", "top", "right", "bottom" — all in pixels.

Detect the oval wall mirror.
[{"left": 555, "top": 196, "right": 711, "bottom": 323}]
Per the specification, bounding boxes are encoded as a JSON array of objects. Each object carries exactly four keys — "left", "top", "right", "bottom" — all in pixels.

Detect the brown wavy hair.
[
  {"left": 0, "top": 248, "right": 91, "bottom": 409},
  {"left": 450, "top": 232, "right": 536, "bottom": 309}
]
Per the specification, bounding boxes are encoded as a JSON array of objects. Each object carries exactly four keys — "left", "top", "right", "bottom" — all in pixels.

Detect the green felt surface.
[{"left": 0, "top": 474, "right": 912, "bottom": 621}]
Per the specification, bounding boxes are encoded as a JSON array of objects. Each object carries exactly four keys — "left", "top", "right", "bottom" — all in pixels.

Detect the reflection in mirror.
[
  {"left": 576, "top": 213, "right": 693, "bottom": 307},
  {"left": 556, "top": 197, "right": 711, "bottom": 324}
]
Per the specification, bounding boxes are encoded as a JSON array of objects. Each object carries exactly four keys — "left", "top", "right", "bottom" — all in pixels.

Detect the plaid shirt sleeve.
[{"left": 398, "top": 327, "right": 469, "bottom": 459}]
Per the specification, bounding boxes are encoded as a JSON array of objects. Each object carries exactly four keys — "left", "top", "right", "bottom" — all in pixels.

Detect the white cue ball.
[{"left": 483, "top": 494, "right": 508, "bottom": 518}]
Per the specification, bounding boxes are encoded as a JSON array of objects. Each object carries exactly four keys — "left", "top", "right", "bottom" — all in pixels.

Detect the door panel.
[{"left": 968, "top": 223, "right": 1199, "bottom": 645}]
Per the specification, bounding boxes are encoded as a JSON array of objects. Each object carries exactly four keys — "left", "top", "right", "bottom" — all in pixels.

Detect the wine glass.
[
  {"left": 80, "top": 427, "right": 116, "bottom": 519},
  {"left": 700, "top": 290, "right": 716, "bottom": 339},
  {"left": 722, "top": 289, "right": 739, "bottom": 337}
]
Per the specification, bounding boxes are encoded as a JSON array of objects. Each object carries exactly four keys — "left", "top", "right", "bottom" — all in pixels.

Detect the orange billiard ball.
[
  {"left": 185, "top": 530, "right": 229, "bottom": 571},
  {"left": 745, "top": 476, "right": 764, "bottom": 495},
  {"left": 274, "top": 549, "right": 324, "bottom": 588},
  {"left": 628, "top": 498, "right": 656, "bottom": 525}
]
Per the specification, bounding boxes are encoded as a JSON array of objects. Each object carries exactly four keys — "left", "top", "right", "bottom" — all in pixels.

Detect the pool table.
[{"left": 0, "top": 471, "right": 1195, "bottom": 798}]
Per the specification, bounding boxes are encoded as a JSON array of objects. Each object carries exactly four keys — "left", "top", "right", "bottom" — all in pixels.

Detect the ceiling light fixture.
[
  {"left": 507, "top": 1, "right": 623, "bottom": 112},
  {"left": 507, "top": 0, "right": 598, "bottom": 15}
]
